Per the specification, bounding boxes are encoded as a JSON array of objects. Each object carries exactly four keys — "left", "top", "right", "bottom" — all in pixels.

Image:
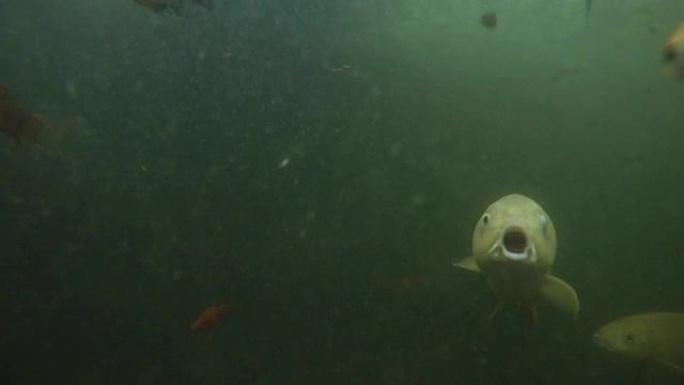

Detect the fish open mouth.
[{"left": 502, "top": 227, "right": 528, "bottom": 259}]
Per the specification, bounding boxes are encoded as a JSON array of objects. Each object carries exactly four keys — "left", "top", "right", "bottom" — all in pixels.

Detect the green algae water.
[{"left": 1, "top": 0, "right": 684, "bottom": 384}]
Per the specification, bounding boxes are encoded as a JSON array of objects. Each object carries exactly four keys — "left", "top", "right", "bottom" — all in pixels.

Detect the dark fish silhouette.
[{"left": 133, "top": 0, "right": 213, "bottom": 17}]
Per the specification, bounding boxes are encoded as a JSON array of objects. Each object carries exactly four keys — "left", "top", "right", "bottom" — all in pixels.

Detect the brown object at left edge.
[
  {"left": 190, "top": 304, "right": 231, "bottom": 331},
  {"left": 0, "top": 86, "right": 43, "bottom": 149}
]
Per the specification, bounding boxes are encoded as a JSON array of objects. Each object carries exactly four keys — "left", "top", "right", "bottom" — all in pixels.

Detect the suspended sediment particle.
[{"left": 480, "top": 12, "right": 497, "bottom": 29}]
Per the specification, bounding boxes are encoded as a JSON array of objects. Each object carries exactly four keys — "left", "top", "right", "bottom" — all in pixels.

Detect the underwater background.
[{"left": 1, "top": 0, "right": 684, "bottom": 384}]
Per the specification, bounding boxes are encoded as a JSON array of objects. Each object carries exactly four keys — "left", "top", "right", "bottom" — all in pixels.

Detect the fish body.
[
  {"left": 593, "top": 312, "right": 684, "bottom": 371},
  {"left": 663, "top": 22, "right": 684, "bottom": 78},
  {"left": 454, "top": 194, "right": 579, "bottom": 322},
  {"left": 190, "top": 304, "right": 230, "bottom": 331}
]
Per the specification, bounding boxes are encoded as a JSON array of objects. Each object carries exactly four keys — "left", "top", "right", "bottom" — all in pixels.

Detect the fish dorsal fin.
[
  {"left": 539, "top": 275, "right": 579, "bottom": 321},
  {"left": 452, "top": 256, "right": 480, "bottom": 273}
]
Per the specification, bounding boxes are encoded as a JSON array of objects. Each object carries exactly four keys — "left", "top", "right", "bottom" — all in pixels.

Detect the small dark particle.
[{"left": 480, "top": 12, "right": 497, "bottom": 29}]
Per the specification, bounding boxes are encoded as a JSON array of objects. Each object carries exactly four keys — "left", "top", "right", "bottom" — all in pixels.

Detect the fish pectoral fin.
[
  {"left": 487, "top": 302, "right": 503, "bottom": 324},
  {"left": 530, "top": 304, "right": 539, "bottom": 324},
  {"left": 539, "top": 275, "right": 579, "bottom": 321},
  {"left": 656, "top": 358, "right": 684, "bottom": 374},
  {"left": 452, "top": 256, "right": 480, "bottom": 273}
]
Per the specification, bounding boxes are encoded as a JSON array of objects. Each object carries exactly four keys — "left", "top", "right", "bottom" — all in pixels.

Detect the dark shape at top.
[
  {"left": 133, "top": 0, "right": 213, "bottom": 17},
  {"left": 0, "top": 86, "right": 42, "bottom": 150},
  {"left": 480, "top": 12, "right": 497, "bottom": 29},
  {"left": 586, "top": 0, "right": 593, "bottom": 18}
]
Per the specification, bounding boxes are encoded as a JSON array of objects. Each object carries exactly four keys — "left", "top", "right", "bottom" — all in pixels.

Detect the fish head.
[
  {"left": 593, "top": 316, "right": 658, "bottom": 360},
  {"left": 472, "top": 194, "right": 556, "bottom": 272}
]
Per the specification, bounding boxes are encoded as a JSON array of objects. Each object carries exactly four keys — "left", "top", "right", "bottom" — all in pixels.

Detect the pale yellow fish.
[
  {"left": 593, "top": 312, "right": 684, "bottom": 372},
  {"left": 453, "top": 194, "right": 579, "bottom": 323}
]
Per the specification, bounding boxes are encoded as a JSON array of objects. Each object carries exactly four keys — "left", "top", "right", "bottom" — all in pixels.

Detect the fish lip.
[
  {"left": 500, "top": 225, "right": 532, "bottom": 261},
  {"left": 592, "top": 332, "right": 612, "bottom": 351}
]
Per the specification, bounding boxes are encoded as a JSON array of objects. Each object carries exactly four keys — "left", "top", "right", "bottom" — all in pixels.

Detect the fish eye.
[
  {"left": 623, "top": 333, "right": 635, "bottom": 345},
  {"left": 540, "top": 215, "right": 548, "bottom": 234},
  {"left": 482, "top": 214, "right": 489, "bottom": 225}
]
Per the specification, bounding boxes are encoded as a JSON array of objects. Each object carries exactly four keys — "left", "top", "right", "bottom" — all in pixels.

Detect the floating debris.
[
  {"left": 480, "top": 12, "right": 498, "bottom": 29},
  {"left": 133, "top": 0, "right": 213, "bottom": 17}
]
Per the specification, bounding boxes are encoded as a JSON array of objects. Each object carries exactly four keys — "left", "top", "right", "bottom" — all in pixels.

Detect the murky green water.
[{"left": 1, "top": 0, "right": 683, "bottom": 383}]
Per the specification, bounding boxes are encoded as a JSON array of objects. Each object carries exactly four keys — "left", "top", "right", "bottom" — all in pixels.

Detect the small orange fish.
[
  {"left": 663, "top": 21, "right": 684, "bottom": 78},
  {"left": 190, "top": 304, "right": 230, "bottom": 331}
]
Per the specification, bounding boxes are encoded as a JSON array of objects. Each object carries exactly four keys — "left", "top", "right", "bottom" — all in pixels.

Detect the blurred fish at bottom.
[
  {"left": 663, "top": 22, "right": 684, "bottom": 78},
  {"left": 593, "top": 312, "right": 684, "bottom": 373},
  {"left": 133, "top": 0, "right": 213, "bottom": 17}
]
